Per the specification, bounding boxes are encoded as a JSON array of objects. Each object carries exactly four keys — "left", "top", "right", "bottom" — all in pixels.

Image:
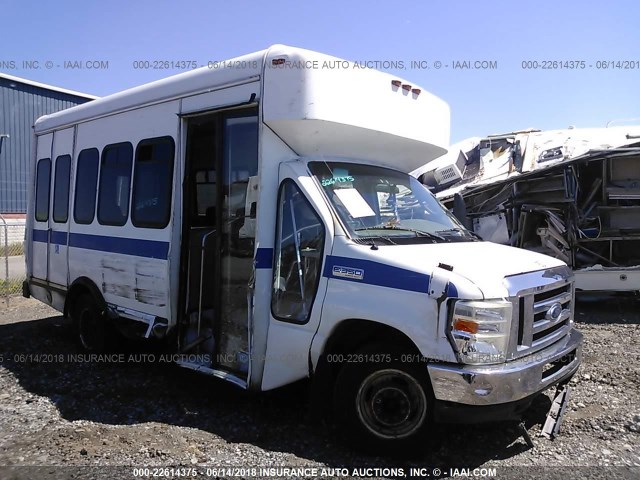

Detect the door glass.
[
  {"left": 35, "top": 159, "right": 51, "bottom": 222},
  {"left": 271, "top": 181, "right": 325, "bottom": 323},
  {"left": 218, "top": 114, "right": 258, "bottom": 371},
  {"left": 181, "top": 109, "right": 258, "bottom": 376},
  {"left": 183, "top": 116, "right": 218, "bottom": 327}
]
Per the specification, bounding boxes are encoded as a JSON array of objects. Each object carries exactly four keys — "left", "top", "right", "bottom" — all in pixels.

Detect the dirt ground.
[{"left": 0, "top": 294, "right": 638, "bottom": 480}]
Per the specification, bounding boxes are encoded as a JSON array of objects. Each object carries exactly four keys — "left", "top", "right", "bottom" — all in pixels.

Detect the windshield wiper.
[
  {"left": 436, "top": 228, "right": 483, "bottom": 240},
  {"left": 354, "top": 235, "right": 398, "bottom": 248},
  {"left": 355, "top": 226, "right": 448, "bottom": 242}
]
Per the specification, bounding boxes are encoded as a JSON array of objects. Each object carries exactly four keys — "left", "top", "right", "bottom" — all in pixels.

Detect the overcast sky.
[{"left": 2, "top": 0, "right": 639, "bottom": 142}]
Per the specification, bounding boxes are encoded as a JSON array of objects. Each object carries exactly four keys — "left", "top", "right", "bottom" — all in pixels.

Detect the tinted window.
[
  {"left": 271, "top": 181, "right": 325, "bottom": 323},
  {"left": 35, "top": 158, "right": 51, "bottom": 222},
  {"left": 52, "top": 155, "right": 71, "bottom": 223},
  {"left": 132, "top": 137, "right": 175, "bottom": 228},
  {"left": 97, "top": 143, "right": 133, "bottom": 226},
  {"left": 74, "top": 148, "right": 99, "bottom": 224}
]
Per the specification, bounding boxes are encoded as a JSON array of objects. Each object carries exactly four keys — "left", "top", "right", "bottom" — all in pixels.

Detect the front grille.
[
  {"left": 506, "top": 268, "right": 574, "bottom": 360},
  {"left": 532, "top": 319, "right": 566, "bottom": 342}
]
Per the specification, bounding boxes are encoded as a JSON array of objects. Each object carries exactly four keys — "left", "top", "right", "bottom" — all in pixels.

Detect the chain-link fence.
[{"left": 0, "top": 216, "right": 26, "bottom": 301}]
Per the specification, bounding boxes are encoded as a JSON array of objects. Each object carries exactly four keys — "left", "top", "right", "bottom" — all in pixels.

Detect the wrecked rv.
[{"left": 415, "top": 126, "right": 640, "bottom": 293}]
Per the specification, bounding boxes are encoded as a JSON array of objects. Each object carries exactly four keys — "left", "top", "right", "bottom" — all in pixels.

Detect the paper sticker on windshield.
[
  {"left": 334, "top": 188, "right": 375, "bottom": 218},
  {"left": 332, "top": 265, "right": 364, "bottom": 281}
]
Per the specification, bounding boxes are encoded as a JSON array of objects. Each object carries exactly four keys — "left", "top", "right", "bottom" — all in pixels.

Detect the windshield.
[{"left": 309, "top": 161, "right": 475, "bottom": 243}]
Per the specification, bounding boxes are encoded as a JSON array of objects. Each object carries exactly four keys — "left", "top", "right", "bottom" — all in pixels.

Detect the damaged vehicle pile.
[{"left": 416, "top": 126, "right": 640, "bottom": 293}]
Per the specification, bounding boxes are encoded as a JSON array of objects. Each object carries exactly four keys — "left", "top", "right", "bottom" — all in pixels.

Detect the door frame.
[
  {"left": 177, "top": 98, "right": 260, "bottom": 382},
  {"left": 47, "top": 126, "right": 76, "bottom": 288},
  {"left": 31, "top": 133, "right": 53, "bottom": 283},
  {"left": 259, "top": 161, "right": 335, "bottom": 391}
]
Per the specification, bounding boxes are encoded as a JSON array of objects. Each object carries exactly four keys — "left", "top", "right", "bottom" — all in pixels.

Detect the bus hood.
[{"left": 374, "top": 241, "right": 566, "bottom": 298}]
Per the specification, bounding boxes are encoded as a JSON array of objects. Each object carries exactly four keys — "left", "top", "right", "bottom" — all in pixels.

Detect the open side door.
[{"left": 176, "top": 81, "right": 260, "bottom": 388}]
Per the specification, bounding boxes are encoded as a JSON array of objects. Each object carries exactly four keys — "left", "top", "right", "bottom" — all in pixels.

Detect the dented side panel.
[{"left": 70, "top": 247, "right": 169, "bottom": 317}]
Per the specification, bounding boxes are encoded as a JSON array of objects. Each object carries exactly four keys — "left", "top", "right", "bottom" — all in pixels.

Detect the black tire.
[
  {"left": 72, "top": 294, "right": 108, "bottom": 352},
  {"left": 333, "top": 343, "right": 433, "bottom": 453}
]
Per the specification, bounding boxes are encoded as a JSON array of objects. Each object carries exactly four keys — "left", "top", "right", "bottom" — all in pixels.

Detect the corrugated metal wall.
[{"left": 0, "top": 78, "right": 92, "bottom": 213}]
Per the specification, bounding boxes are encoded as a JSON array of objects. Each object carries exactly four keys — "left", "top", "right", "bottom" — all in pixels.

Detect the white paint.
[{"left": 575, "top": 266, "right": 640, "bottom": 291}]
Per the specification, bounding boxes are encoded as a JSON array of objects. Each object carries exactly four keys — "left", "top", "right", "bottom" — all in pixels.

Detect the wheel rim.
[
  {"left": 356, "top": 369, "right": 427, "bottom": 439},
  {"left": 78, "top": 307, "right": 100, "bottom": 351}
]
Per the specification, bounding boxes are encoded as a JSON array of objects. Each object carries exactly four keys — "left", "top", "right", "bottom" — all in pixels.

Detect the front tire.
[{"left": 333, "top": 344, "right": 433, "bottom": 452}]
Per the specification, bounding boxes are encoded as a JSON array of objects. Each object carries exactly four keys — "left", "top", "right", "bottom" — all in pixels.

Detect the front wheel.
[{"left": 333, "top": 345, "right": 433, "bottom": 452}]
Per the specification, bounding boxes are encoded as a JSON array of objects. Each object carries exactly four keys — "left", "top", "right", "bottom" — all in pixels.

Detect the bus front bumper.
[{"left": 427, "top": 328, "right": 582, "bottom": 422}]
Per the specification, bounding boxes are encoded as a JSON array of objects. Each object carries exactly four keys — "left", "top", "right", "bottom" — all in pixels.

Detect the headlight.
[{"left": 449, "top": 300, "right": 512, "bottom": 365}]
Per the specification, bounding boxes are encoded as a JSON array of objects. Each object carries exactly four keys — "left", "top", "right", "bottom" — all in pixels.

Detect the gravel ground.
[{"left": 0, "top": 295, "right": 638, "bottom": 480}]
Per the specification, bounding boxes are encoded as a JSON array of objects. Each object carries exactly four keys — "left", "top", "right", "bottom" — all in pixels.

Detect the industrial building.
[{"left": 0, "top": 73, "right": 96, "bottom": 216}]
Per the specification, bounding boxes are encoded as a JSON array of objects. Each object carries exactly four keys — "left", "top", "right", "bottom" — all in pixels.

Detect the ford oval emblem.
[{"left": 546, "top": 302, "right": 563, "bottom": 321}]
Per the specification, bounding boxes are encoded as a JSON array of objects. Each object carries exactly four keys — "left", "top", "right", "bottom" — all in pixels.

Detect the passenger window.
[
  {"left": 52, "top": 155, "right": 71, "bottom": 223},
  {"left": 271, "top": 181, "right": 325, "bottom": 323},
  {"left": 132, "top": 137, "right": 175, "bottom": 228},
  {"left": 35, "top": 158, "right": 51, "bottom": 222},
  {"left": 98, "top": 142, "right": 133, "bottom": 226},
  {"left": 74, "top": 148, "right": 99, "bottom": 224}
]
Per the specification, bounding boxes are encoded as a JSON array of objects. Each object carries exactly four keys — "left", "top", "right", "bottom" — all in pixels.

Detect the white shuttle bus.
[{"left": 25, "top": 45, "right": 582, "bottom": 449}]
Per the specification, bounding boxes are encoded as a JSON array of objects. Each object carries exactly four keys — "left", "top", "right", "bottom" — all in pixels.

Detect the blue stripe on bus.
[
  {"left": 32, "top": 229, "right": 48, "bottom": 243},
  {"left": 32, "top": 232, "right": 456, "bottom": 296},
  {"left": 34, "top": 231, "right": 269, "bottom": 266},
  {"left": 50, "top": 231, "right": 68, "bottom": 245},
  {"left": 255, "top": 247, "right": 273, "bottom": 269},
  {"left": 32, "top": 229, "right": 169, "bottom": 259},
  {"left": 323, "top": 255, "right": 430, "bottom": 293}
]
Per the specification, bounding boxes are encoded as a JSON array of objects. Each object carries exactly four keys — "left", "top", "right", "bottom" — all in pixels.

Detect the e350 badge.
[{"left": 332, "top": 265, "right": 364, "bottom": 281}]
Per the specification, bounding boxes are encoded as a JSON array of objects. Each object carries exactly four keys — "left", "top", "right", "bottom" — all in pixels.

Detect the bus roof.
[
  {"left": 34, "top": 48, "right": 267, "bottom": 133},
  {"left": 34, "top": 45, "right": 450, "bottom": 172}
]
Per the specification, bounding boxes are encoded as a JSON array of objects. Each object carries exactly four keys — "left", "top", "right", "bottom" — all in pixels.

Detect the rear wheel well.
[{"left": 64, "top": 278, "right": 107, "bottom": 319}]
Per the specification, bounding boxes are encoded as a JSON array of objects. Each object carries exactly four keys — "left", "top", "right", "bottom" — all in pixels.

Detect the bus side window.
[
  {"left": 74, "top": 148, "right": 100, "bottom": 224},
  {"left": 132, "top": 136, "right": 175, "bottom": 229},
  {"left": 35, "top": 158, "right": 51, "bottom": 222},
  {"left": 52, "top": 155, "right": 71, "bottom": 223},
  {"left": 97, "top": 142, "right": 133, "bottom": 226}
]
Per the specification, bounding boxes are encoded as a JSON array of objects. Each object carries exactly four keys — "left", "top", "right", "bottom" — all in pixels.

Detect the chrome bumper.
[{"left": 428, "top": 328, "right": 582, "bottom": 406}]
